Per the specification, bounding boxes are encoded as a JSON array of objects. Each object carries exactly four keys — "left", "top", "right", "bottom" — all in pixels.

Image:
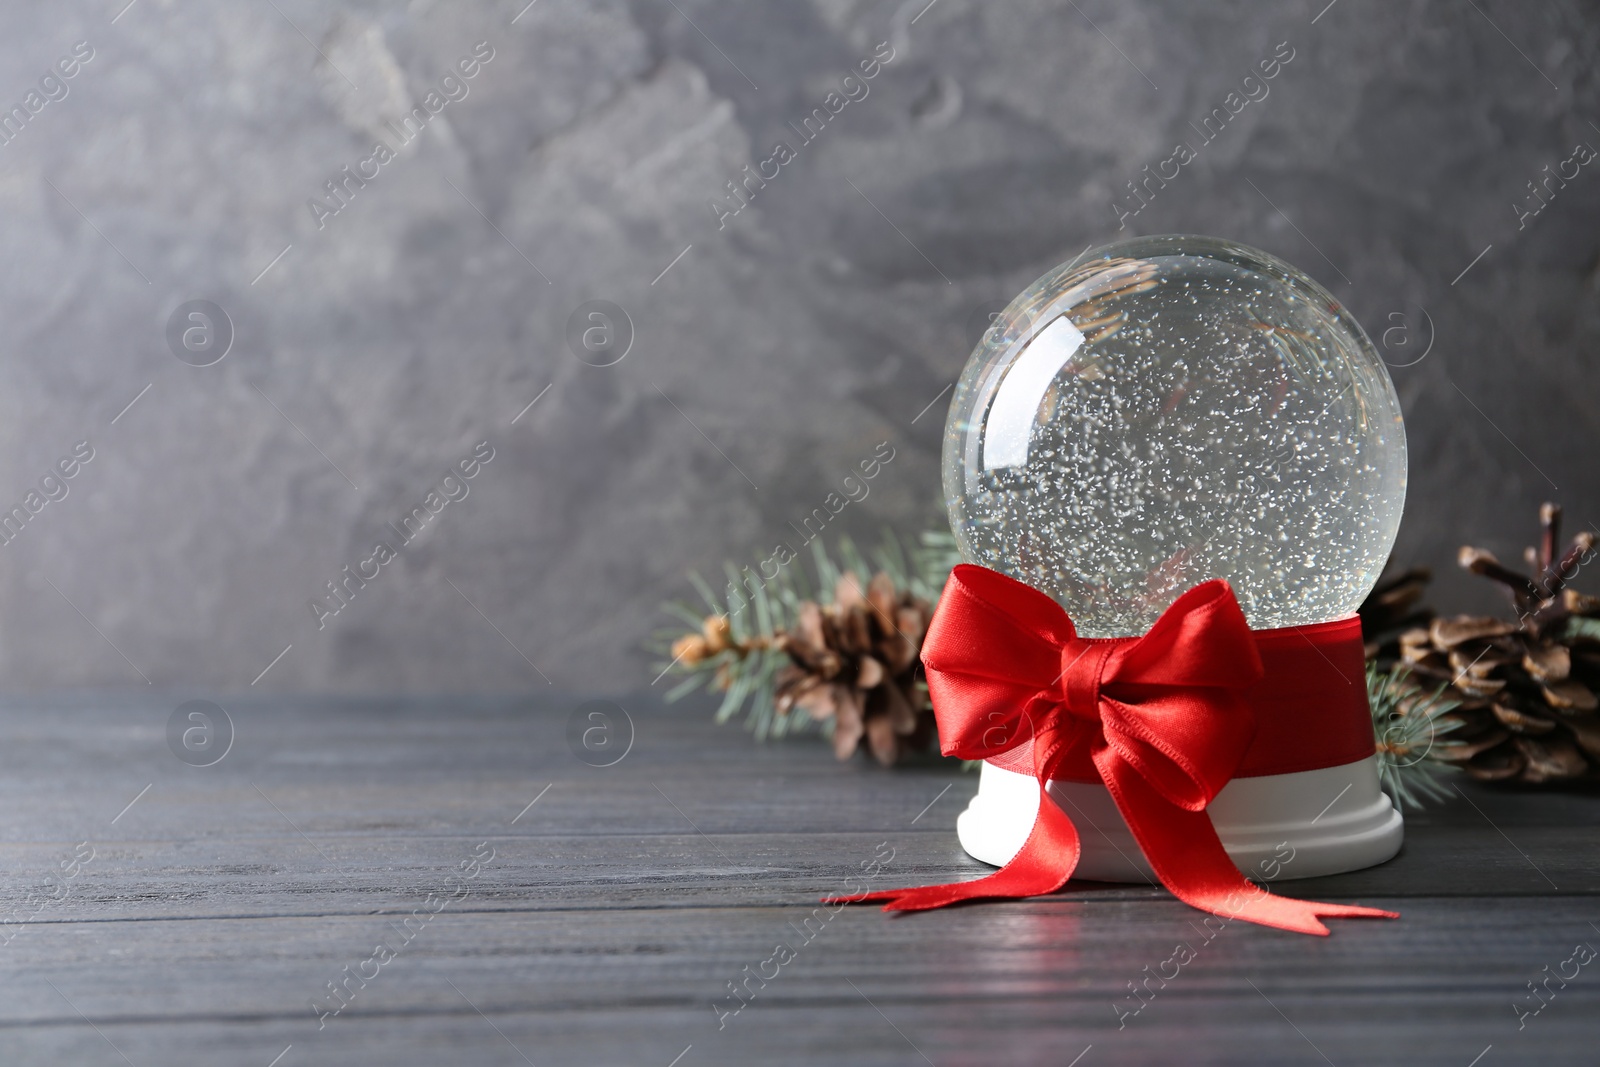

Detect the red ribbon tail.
[
  {"left": 1098, "top": 753, "right": 1398, "bottom": 936},
  {"left": 824, "top": 781, "right": 1081, "bottom": 912}
]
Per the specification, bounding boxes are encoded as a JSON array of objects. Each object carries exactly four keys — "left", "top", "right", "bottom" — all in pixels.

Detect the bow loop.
[
  {"left": 921, "top": 565, "right": 1076, "bottom": 763},
  {"left": 1104, "top": 579, "right": 1264, "bottom": 689}
]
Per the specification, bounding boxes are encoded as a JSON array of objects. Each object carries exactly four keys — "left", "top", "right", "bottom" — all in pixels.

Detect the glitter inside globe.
[{"left": 944, "top": 235, "right": 1406, "bottom": 637}]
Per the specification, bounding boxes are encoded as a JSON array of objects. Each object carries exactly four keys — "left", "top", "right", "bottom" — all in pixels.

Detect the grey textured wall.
[{"left": 0, "top": 0, "right": 1596, "bottom": 694}]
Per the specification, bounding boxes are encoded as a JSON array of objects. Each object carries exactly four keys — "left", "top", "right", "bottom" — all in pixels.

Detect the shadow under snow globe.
[{"left": 945, "top": 234, "right": 1407, "bottom": 881}]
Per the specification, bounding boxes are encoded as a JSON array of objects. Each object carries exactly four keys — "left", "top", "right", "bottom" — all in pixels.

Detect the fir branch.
[
  {"left": 654, "top": 528, "right": 957, "bottom": 743},
  {"left": 1368, "top": 661, "right": 1462, "bottom": 811}
]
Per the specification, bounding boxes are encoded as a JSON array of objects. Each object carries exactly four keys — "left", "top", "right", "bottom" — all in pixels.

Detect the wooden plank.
[
  {"left": 0, "top": 899, "right": 1597, "bottom": 1065},
  {"left": 0, "top": 817, "right": 1594, "bottom": 933}
]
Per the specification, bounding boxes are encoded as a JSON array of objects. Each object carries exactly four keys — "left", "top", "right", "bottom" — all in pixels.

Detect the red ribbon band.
[{"left": 828, "top": 564, "right": 1397, "bottom": 936}]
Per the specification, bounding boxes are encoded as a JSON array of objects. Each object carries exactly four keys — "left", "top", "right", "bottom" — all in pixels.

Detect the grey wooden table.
[{"left": 0, "top": 692, "right": 1596, "bottom": 1066}]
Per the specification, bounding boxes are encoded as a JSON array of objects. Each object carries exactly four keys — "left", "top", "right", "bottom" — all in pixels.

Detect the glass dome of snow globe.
[{"left": 943, "top": 234, "right": 1406, "bottom": 638}]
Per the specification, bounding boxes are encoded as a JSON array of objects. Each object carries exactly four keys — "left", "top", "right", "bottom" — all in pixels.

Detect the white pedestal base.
[{"left": 956, "top": 756, "right": 1403, "bottom": 882}]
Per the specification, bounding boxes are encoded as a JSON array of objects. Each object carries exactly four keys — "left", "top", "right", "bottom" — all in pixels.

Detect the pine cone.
[
  {"left": 1357, "top": 566, "right": 1434, "bottom": 659},
  {"left": 1364, "top": 503, "right": 1600, "bottom": 786},
  {"left": 772, "top": 571, "right": 938, "bottom": 766}
]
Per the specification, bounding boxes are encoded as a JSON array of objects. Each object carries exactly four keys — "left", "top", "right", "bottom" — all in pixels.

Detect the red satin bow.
[{"left": 832, "top": 565, "right": 1397, "bottom": 936}]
